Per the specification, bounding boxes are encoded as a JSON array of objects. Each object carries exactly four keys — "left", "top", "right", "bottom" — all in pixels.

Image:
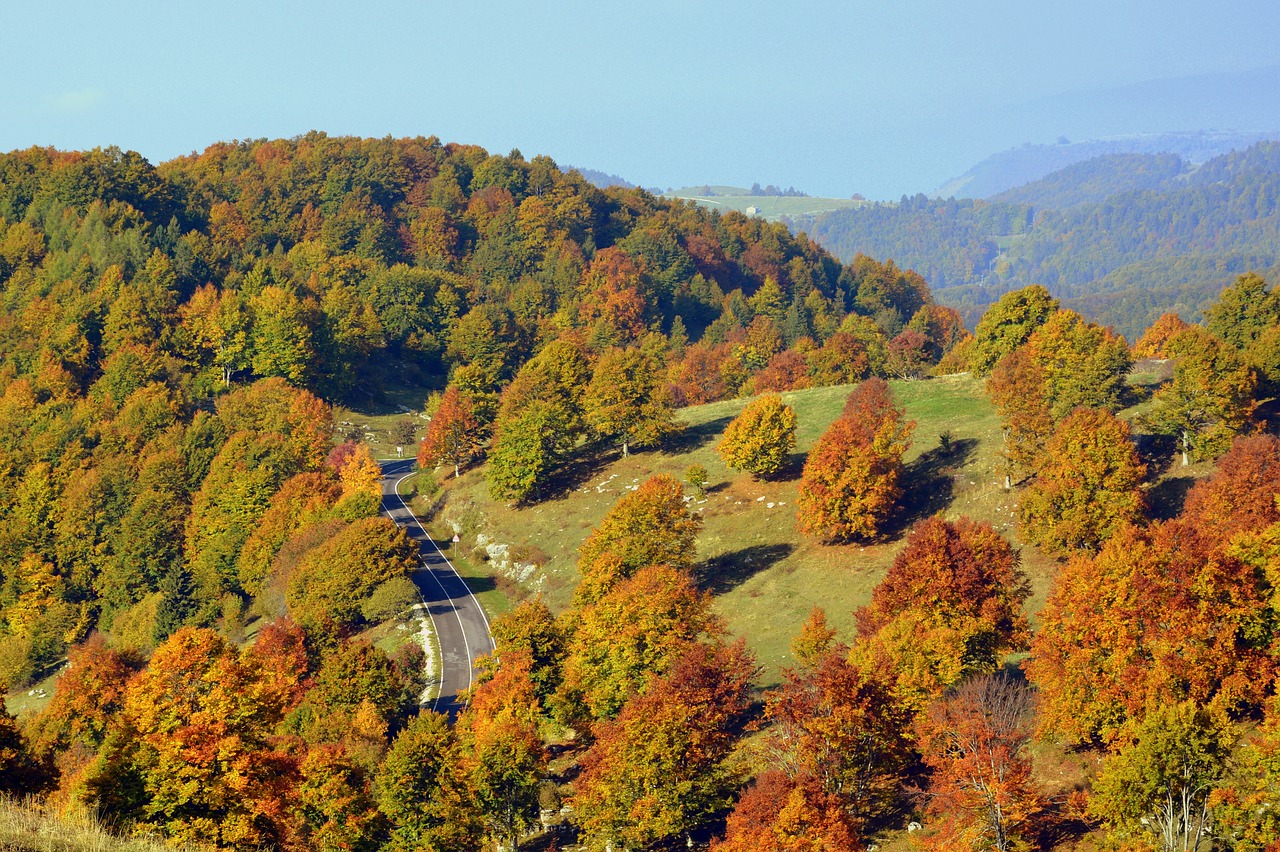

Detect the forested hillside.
[
  {"left": 8, "top": 132, "right": 1280, "bottom": 851},
  {"left": 812, "top": 141, "right": 1280, "bottom": 340},
  {"left": 0, "top": 133, "right": 981, "bottom": 849}
]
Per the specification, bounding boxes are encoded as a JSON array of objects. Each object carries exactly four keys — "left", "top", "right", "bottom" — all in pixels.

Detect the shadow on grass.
[
  {"left": 662, "top": 415, "right": 734, "bottom": 454},
  {"left": 1147, "top": 475, "right": 1197, "bottom": 521},
  {"left": 697, "top": 542, "right": 795, "bottom": 595},
  {"left": 886, "top": 437, "right": 979, "bottom": 535},
  {"left": 1135, "top": 432, "right": 1176, "bottom": 482},
  {"left": 529, "top": 440, "right": 626, "bottom": 502},
  {"left": 459, "top": 574, "right": 497, "bottom": 595}
]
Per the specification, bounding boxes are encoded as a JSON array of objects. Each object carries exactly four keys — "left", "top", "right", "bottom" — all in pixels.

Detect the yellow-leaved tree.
[{"left": 717, "top": 393, "right": 797, "bottom": 480}]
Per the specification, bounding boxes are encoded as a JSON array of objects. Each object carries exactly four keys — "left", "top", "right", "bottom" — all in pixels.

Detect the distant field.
[{"left": 665, "top": 186, "right": 868, "bottom": 223}]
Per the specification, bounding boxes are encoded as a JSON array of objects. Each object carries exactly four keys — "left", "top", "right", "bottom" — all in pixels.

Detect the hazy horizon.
[{"left": 6, "top": 1, "right": 1280, "bottom": 199}]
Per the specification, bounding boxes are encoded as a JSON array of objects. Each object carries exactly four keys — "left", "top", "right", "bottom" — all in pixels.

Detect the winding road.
[{"left": 379, "top": 459, "right": 495, "bottom": 716}]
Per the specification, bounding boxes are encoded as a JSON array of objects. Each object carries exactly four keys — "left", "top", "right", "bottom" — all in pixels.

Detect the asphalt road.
[{"left": 379, "top": 458, "right": 495, "bottom": 716}]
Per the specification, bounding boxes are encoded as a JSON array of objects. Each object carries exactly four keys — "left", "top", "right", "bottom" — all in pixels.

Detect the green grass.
[
  {"left": 332, "top": 401, "right": 430, "bottom": 460},
  {"left": 663, "top": 189, "right": 868, "bottom": 223},
  {"left": 390, "top": 370, "right": 1217, "bottom": 685},
  {"left": 429, "top": 374, "right": 1041, "bottom": 682}
]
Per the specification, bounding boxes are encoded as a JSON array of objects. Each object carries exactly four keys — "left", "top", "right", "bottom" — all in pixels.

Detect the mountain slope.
[
  {"left": 813, "top": 141, "right": 1280, "bottom": 340},
  {"left": 936, "top": 130, "right": 1280, "bottom": 199}
]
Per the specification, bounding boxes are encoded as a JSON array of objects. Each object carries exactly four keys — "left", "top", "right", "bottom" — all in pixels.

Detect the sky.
[{"left": 5, "top": 1, "right": 1280, "bottom": 199}]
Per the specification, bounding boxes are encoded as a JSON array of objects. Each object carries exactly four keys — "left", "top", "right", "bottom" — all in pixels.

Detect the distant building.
[{"left": 745, "top": 205, "right": 760, "bottom": 216}]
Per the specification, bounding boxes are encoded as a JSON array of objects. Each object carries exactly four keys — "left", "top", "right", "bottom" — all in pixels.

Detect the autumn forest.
[{"left": 2, "top": 134, "right": 1280, "bottom": 852}]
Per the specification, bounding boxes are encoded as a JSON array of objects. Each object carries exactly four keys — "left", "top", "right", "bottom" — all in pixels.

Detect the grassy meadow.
[
  {"left": 664, "top": 186, "right": 868, "bottom": 223},
  {"left": 419, "top": 370, "right": 1218, "bottom": 684},
  {"left": 429, "top": 375, "right": 1031, "bottom": 682}
]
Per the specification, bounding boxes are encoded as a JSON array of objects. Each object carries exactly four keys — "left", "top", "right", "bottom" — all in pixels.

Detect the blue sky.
[{"left": 5, "top": 1, "right": 1280, "bottom": 198}]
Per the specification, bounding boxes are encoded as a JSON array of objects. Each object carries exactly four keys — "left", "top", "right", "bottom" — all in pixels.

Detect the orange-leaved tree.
[
  {"left": 796, "top": 378, "right": 913, "bottom": 543},
  {"left": 1026, "top": 520, "right": 1274, "bottom": 745},
  {"left": 717, "top": 392, "right": 797, "bottom": 480},
  {"left": 1180, "top": 433, "right": 1280, "bottom": 548},
  {"left": 851, "top": 516, "right": 1030, "bottom": 713},
  {"left": 81, "top": 628, "right": 298, "bottom": 847},
  {"left": 572, "top": 641, "right": 756, "bottom": 849},
  {"left": 763, "top": 649, "right": 914, "bottom": 832},
  {"left": 987, "top": 346, "right": 1053, "bottom": 482},
  {"left": 1017, "top": 407, "right": 1146, "bottom": 557},
  {"left": 417, "top": 385, "right": 481, "bottom": 478},
  {"left": 459, "top": 651, "right": 545, "bottom": 850},
  {"left": 1132, "top": 312, "right": 1192, "bottom": 359},
  {"left": 712, "top": 770, "right": 860, "bottom": 852},
  {"left": 915, "top": 675, "right": 1044, "bottom": 852}
]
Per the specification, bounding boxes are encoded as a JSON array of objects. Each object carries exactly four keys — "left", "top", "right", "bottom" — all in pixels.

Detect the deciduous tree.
[
  {"left": 1090, "top": 701, "right": 1232, "bottom": 852},
  {"left": 717, "top": 393, "right": 797, "bottom": 479},
  {"left": 970, "top": 285, "right": 1059, "bottom": 376},
  {"left": 852, "top": 517, "right": 1030, "bottom": 711},
  {"left": 417, "top": 386, "right": 481, "bottom": 478},
  {"left": 1142, "top": 327, "right": 1256, "bottom": 465},
  {"left": 82, "top": 628, "right": 297, "bottom": 848},
  {"left": 286, "top": 517, "right": 417, "bottom": 632},
  {"left": 986, "top": 346, "right": 1053, "bottom": 480},
  {"left": 1027, "top": 521, "right": 1274, "bottom": 745},
  {"left": 1018, "top": 407, "right": 1146, "bottom": 557},
  {"left": 712, "top": 770, "right": 860, "bottom": 852},
  {"left": 559, "top": 564, "right": 719, "bottom": 720},
  {"left": 375, "top": 711, "right": 482, "bottom": 852},
  {"left": 490, "top": 598, "right": 565, "bottom": 703},
  {"left": 1181, "top": 433, "right": 1280, "bottom": 548},
  {"left": 459, "top": 651, "right": 544, "bottom": 850},
  {"left": 1024, "top": 309, "right": 1132, "bottom": 420},
  {"left": 584, "top": 346, "right": 678, "bottom": 457},
  {"left": 765, "top": 650, "right": 913, "bottom": 830},
  {"left": 575, "top": 474, "right": 702, "bottom": 605},
  {"left": 1132, "top": 312, "right": 1192, "bottom": 359},
  {"left": 572, "top": 642, "right": 755, "bottom": 848},
  {"left": 797, "top": 379, "right": 913, "bottom": 542},
  {"left": 915, "top": 676, "right": 1044, "bottom": 852},
  {"left": 1203, "top": 271, "right": 1280, "bottom": 352}
]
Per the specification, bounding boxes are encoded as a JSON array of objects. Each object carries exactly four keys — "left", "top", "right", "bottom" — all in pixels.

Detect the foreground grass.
[{"left": 0, "top": 798, "right": 186, "bottom": 852}]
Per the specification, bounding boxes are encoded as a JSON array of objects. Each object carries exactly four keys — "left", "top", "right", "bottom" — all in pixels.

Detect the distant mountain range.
[
  {"left": 810, "top": 141, "right": 1280, "bottom": 342},
  {"left": 562, "top": 165, "right": 641, "bottom": 191},
  {"left": 935, "top": 130, "right": 1280, "bottom": 199}
]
